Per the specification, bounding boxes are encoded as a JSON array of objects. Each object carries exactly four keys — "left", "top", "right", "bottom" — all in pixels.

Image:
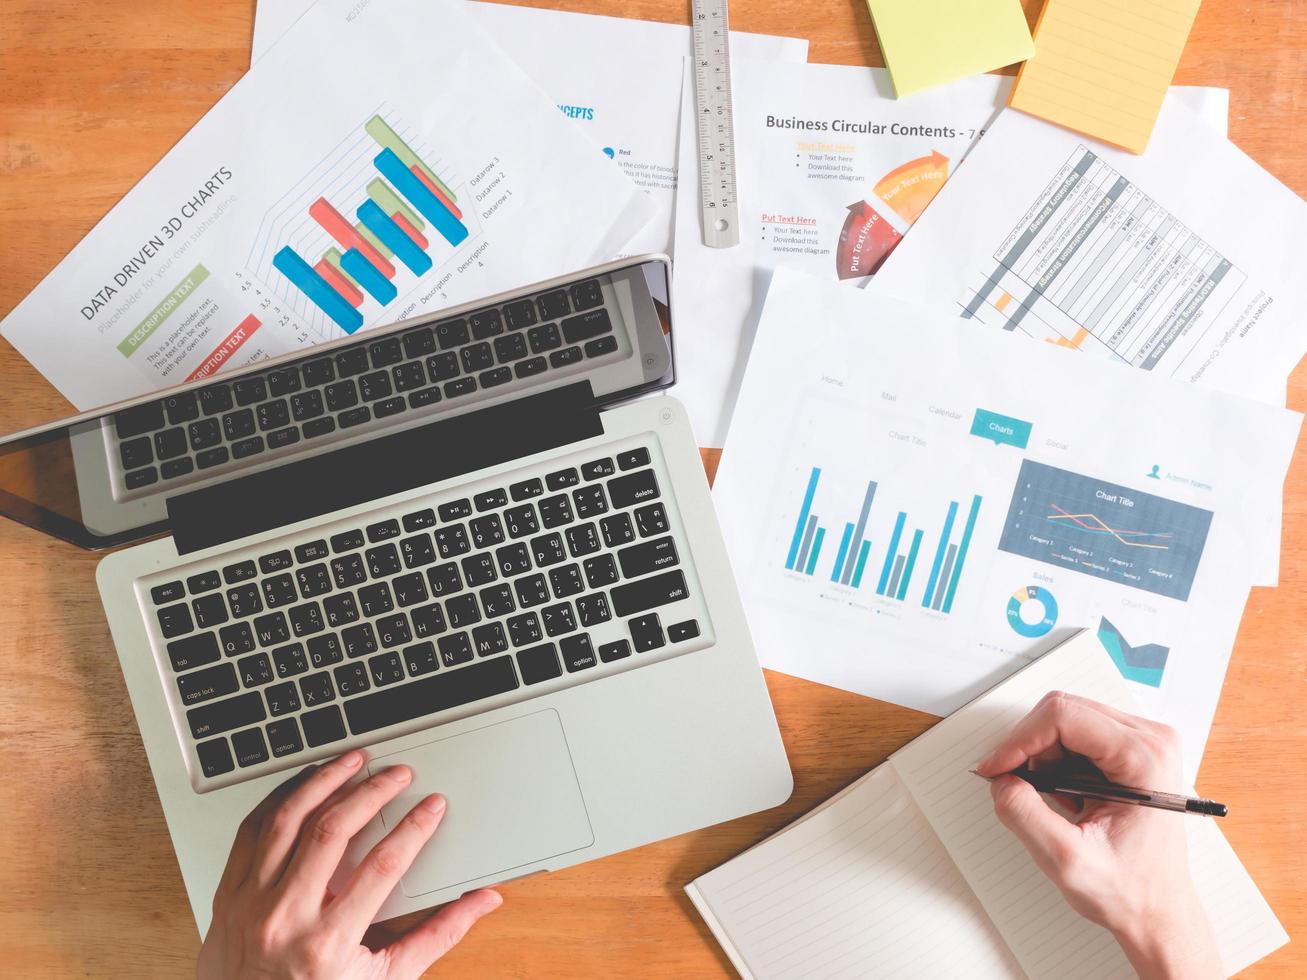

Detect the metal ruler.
[{"left": 691, "top": 0, "right": 739, "bottom": 248}]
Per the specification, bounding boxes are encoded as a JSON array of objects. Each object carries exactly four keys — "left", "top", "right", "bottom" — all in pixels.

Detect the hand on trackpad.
[{"left": 367, "top": 709, "right": 594, "bottom": 897}]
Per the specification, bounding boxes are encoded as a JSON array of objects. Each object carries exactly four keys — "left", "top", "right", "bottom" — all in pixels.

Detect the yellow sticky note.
[
  {"left": 1009, "top": 0, "right": 1202, "bottom": 153},
  {"left": 866, "top": 0, "right": 1035, "bottom": 98}
]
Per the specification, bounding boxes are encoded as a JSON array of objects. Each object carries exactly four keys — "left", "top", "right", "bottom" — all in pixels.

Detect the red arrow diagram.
[{"left": 835, "top": 201, "right": 902, "bottom": 281}]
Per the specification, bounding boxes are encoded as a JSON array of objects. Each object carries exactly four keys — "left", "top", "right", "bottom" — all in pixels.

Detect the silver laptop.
[{"left": 0, "top": 255, "right": 791, "bottom": 933}]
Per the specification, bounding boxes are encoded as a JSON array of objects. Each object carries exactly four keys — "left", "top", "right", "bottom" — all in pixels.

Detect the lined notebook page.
[
  {"left": 892, "top": 631, "right": 1287, "bottom": 979},
  {"left": 1008, "top": 0, "right": 1201, "bottom": 152},
  {"left": 687, "top": 764, "right": 1024, "bottom": 980}
]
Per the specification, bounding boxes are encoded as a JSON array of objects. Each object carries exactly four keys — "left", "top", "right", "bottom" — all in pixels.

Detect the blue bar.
[
  {"left": 897, "top": 529, "right": 925, "bottom": 600},
  {"left": 831, "top": 523, "right": 855, "bottom": 583},
  {"left": 876, "top": 512, "right": 907, "bottom": 595},
  {"left": 341, "top": 247, "right": 397, "bottom": 305},
  {"left": 921, "top": 501, "right": 959, "bottom": 608},
  {"left": 943, "top": 495, "right": 983, "bottom": 613},
  {"left": 786, "top": 468, "right": 821, "bottom": 570},
  {"left": 374, "top": 148, "right": 469, "bottom": 247},
  {"left": 357, "top": 198, "right": 433, "bottom": 276},
  {"left": 805, "top": 527, "right": 826, "bottom": 576},
  {"left": 851, "top": 540, "right": 871, "bottom": 588},
  {"left": 841, "top": 481, "right": 878, "bottom": 585},
  {"left": 273, "top": 246, "right": 364, "bottom": 334}
]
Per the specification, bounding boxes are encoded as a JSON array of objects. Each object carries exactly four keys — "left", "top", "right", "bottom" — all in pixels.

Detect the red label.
[
  {"left": 187, "top": 314, "right": 262, "bottom": 382},
  {"left": 835, "top": 201, "right": 902, "bottom": 281}
]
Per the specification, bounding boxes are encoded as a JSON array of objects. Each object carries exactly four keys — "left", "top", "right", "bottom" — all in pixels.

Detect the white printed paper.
[
  {"left": 0, "top": 0, "right": 658, "bottom": 410},
  {"left": 252, "top": 0, "right": 810, "bottom": 256},
  {"left": 713, "top": 269, "right": 1300, "bottom": 779},
  {"left": 868, "top": 101, "right": 1307, "bottom": 406},
  {"left": 671, "top": 58, "right": 1230, "bottom": 446}
]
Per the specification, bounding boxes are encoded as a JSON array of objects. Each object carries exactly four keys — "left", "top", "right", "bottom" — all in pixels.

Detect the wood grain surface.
[{"left": 1, "top": 0, "right": 1304, "bottom": 976}]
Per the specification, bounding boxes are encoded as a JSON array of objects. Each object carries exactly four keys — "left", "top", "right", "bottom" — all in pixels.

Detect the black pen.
[{"left": 970, "top": 767, "right": 1228, "bottom": 817}]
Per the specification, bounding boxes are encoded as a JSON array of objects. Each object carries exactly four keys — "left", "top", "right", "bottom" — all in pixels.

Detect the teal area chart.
[
  {"left": 998, "top": 460, "right": 1213, "bottom": 601},
  {"left": 1098, "top": 617, "right": 1170, "bottom": 687}
]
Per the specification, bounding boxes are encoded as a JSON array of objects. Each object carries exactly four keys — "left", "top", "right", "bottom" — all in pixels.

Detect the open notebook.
[{"left": 686, "top": 631, "right": 1287, "bottom": 979}]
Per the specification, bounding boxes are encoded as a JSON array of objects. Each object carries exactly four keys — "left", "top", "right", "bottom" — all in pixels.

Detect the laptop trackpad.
[{"left": 368, "top": 709, "right": 594, "bottom": 897}]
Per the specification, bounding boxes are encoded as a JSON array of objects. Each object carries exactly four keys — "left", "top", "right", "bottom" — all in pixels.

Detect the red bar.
[
  {"left": 187, "top": 315, "right": 261, "bottom": 382},
  {"left": 412, "top": 167, "right": 464, "bottom": 221},
  {"left": 308, "top": 197, "right": 396, "bottom": 279},
  {"left": 391, "top": 211, "right": 430, "bottom": 251},
  {"left": 314, "top": 258, "right": 365, "bottom": 308}
]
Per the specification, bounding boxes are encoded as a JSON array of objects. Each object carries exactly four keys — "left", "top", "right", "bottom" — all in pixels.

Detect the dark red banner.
[{"left": 835, "top": 201, "right": 902, "bottom": 281}]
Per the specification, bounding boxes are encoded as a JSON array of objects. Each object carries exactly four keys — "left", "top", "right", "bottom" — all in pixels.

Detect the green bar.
[
  {"left": 365, "top": 114, "right": 456, "bottom": 203},
  {"left": 323, "top": 248, "right": 361, "bottom": 291},
  {"left": 354, "top": 221, "right": 393, "bottom": 260},
  {"left": 367, "top": 179, "right": 424, "bottom": 232},
  {"left": 896, "top": 529, "right": 925, "bottom": 600},
  {"left": 942, "top": 495, "right": 983, "bottom": 613},
  {"left": 117, "top": 264, "right": 210, "bottom": 358},
  {"left": 805, "top": 527, "right": 826, "bottom": 576}
]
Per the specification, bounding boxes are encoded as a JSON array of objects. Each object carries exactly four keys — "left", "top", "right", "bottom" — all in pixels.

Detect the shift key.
[
  {"left": 611, "top": 569, "right": 689, "bottom": 617},
  {"left": 187, "top": 691, "right": 266, "bottom": 739}
]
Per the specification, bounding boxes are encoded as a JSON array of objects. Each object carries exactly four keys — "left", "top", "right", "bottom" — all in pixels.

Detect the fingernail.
[
  {"left": 419, "top": 793, "right": 447, "bottom": 814},
  {"left": 341, "top": 750, "right": 364, "bottom": 769},
  {"left": 386, "top": 765, "right": 413, "bottom": 784},
  {"left": 975, "top": 753, "right": 995, "bottom": 774}
]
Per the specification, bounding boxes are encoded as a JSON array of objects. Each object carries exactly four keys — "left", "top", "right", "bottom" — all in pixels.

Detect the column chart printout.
[
  {"left": 670, "top": 58, "right": 1230, "bottom": 447},
  {"left": 712, "top": 270, "right": 1301, "bottom": 779},
  {"left": 0, "top": 0, "right": 655, "bottom": 410},
  {"left": 869, "top": 103, "right": 1307, "bottom": 405}
]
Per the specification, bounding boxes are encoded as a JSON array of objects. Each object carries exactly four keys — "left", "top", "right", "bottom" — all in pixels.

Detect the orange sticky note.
[{"left": 1009, "top": 0, "right": 1202, "bottom": 153}]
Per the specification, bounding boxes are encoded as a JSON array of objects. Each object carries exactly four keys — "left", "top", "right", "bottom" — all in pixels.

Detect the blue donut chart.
[{"left": 1006, "top": 585, "right": 1058, "bottom": 638}]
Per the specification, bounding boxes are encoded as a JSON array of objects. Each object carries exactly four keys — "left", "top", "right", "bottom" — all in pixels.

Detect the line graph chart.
[
  {"left": 999, "top": 460, "right": 1213, "bottom": 601},
  {"left": 1045, "top": 503, "right": 1174, "bottom": 550}
]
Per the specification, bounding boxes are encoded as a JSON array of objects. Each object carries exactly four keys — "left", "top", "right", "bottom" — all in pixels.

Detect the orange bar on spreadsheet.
[
  {"left": 308, "top": 198, "right": 396, "bottom": 279},
  {"left": 412, "top": 167, "right": 464, "bottom": 221}
]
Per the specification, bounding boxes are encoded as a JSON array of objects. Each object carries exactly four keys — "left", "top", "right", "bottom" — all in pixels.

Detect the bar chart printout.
[
  {"left": 920, "top": 494, "right": 983, "bottom": 613},
  {"left": 782, "top": 467, "right": 984, "bottom": 607},
  {"left": 785, "top": 467, "right": 827, "bottom": 576},
  {"left": 272, "top": 114, "right": 469, "bottom": 336},
  {"left": 875, "top": 512, "right": 924, "bottom": 601}
]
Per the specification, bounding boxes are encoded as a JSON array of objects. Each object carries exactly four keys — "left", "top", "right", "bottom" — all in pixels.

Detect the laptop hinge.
[{"left": 167, "top": 382, "right": 603, "bottom": 555}]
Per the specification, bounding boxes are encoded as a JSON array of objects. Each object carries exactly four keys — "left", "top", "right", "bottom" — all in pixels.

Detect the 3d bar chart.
[{"left": 273, "top": 113, "right": 468, "bottom": 334}]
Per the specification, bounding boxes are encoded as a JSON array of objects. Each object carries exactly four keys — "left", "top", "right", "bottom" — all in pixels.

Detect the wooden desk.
[{"left": 1, "top": 0, "right": 1303, "bottom": 975}]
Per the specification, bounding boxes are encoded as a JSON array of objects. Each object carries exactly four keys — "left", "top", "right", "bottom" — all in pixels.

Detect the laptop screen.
[{"left": 0, "top": 257, "right": 673, "bottom": 550}]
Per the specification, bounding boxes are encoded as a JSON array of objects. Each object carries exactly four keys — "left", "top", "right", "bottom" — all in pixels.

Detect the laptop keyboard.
[
  {"left": 111, "top": 277, "right": 621, "bottom": 495},
  {"left": 143, "top": 437, "right": 709, "bottom": 786}
]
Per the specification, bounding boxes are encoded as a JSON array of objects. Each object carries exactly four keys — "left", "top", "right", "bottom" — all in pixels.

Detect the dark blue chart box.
[{"left": 998, "top": 460, "right": 1213, "bottom": 601}]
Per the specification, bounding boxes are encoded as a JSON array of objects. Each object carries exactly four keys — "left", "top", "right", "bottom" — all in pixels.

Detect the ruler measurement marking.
[{"left": 691, "top": 0, "right": 740, "bottom": 248}]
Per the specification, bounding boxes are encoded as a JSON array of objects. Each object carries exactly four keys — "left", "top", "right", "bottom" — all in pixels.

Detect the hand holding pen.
[{"left": 975, "top": 692, "right": 1222, "bottom": 980}]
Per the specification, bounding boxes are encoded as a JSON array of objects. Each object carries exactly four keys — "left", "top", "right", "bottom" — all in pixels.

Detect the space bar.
[{"left": 344, "top": 656, "right": 520, "bottom": 736}]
